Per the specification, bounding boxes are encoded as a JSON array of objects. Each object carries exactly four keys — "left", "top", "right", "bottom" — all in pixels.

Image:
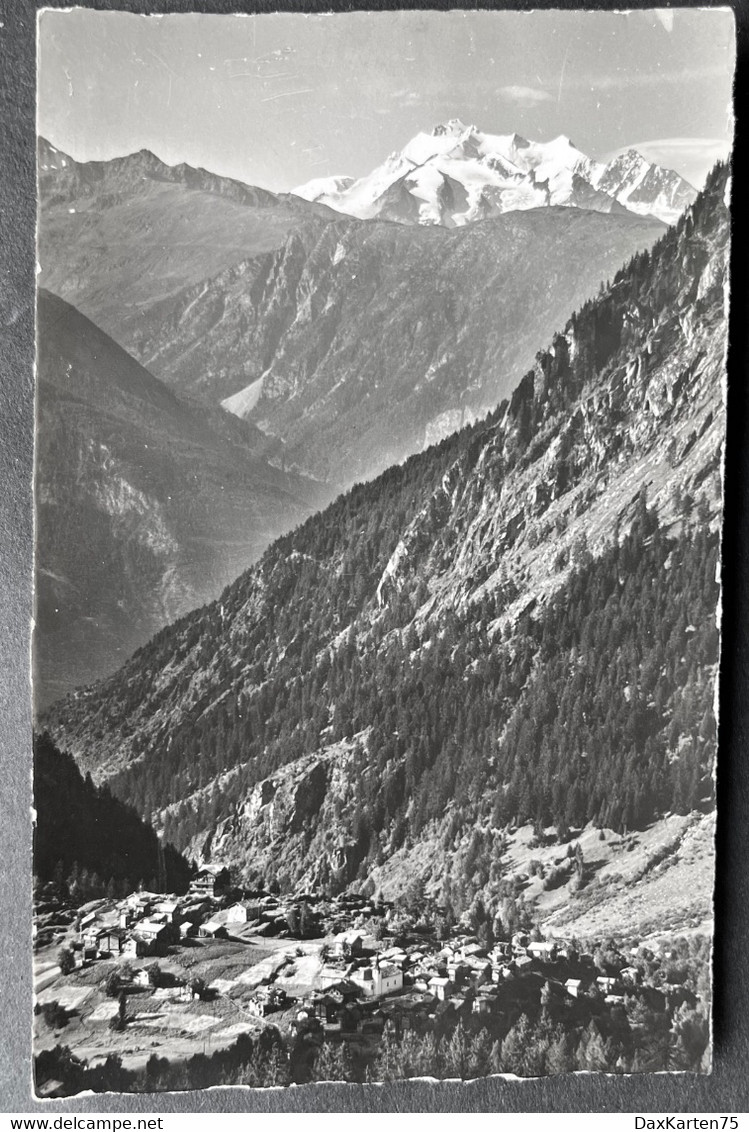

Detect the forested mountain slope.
[
  {"left": 45, "top": 165, "right": 728, "bottom": 927},
  {"left": 34, "top": 732, "right": 191, "bottom": 898},
  {"left": 35, "top": 290, "right": 333, "bottom": 707}
]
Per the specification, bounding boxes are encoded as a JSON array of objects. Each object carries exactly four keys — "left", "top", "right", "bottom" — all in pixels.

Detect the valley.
[{"left": 42, "top": 166, "right": 729, "bottom": 938}]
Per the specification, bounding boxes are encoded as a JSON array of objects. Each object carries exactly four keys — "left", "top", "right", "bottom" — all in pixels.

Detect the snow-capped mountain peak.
[
  {"left": 293, "top": 123, "right": 697, "bottom": 228},
  {"left": 432, "top": 118, "right": 473, "bottom": 137}
]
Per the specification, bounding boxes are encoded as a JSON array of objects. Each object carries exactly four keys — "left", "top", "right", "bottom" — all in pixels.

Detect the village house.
[
  {"left": 472, "top": 985, "right": 501, "bottom": 1016},
  {"left": 255, "top": 895, "right": 280, "bottom": 911},
  {"left": 350, "top": 960, "right": 403, "bottom": 999},
  {"left": 122, "top": 936, "right": 152, "bottom": 959},
  {"left": 596, "top": 975, "right": 621, "bottom": 994},
  {"left": 307, "top": 990, "right": 343, "bottom": 1023},
  {"left": 565, "top": 978, "right": 585, "bottom": 998},
  {"left": 220, "top": 902, "right": 249, "bottom": 926},
  {"left": 144, "top": 910, "right": 179, "bottom": 937},
  {"left": 319, "top": 965, "right": 350, "bottom": 990},
  {"left": 527, "top": 940, "right": 558, "bottom": 962},
  {"left": 382, "top": 1011, "right": 404, "bottom": 1038},
  {"left": 134, "top": 918, "right": 174, "bottom": 953},
  {"left": 197, "top": 904, "right": 248, "bottom": 938},
  {"left": 95, "top": 927, "right": 126, "bottom": 957},
  {"left": 72, "top": 943, "right": 97, "bottom": 966},
  {"left": 191, "top": 870, "right": 216, "bottom": 897},
  {"left": 81, "top": 928, "right": 100, "bottom": 952},
  {"left": 318, "top": 978, "right": 361, "bottom": 1004},
  {"left": 125, "top": 892, "right": 155, "bottom": 916},
  {"left": 428, "top": 976, "right": 452, "bottom": 1001},
  {"left": 360, "top": 1010, "right": 386, "bottom": 1036},
  {"left": 179, "top": 897, "right": 211, "bottom": 925},
  {"left": 465, "top": 958, "right": 492, "bottom": 985},
  {"left": 379, "top": 997, "right": 425, "bottom": 1038},
  {"left": 392, "top": 994, "right": 434, "bottom": 1032},
  {"left": 189, "top": 868, "right": 226, "bottom": 899},
  {"left": 446, "top": 958, "right": 468, "bottom": 984},
  {"left": 331, "top": 930, "right": 364, "bottom": 958},
  {"left": 290, "top": 1011, "right": 324, "bottom": 1042},
  {"left": 458, "top": 943, "right": 488, "bottom": 961},
  {"left": 198, "top": 917, "right": 227, "bottom": 939},
  {"left": 78, "top": 911, "right": 97, "bottom": 938},
  {"left": 153, "top": 899, "right": 182, "bottom": 925}
]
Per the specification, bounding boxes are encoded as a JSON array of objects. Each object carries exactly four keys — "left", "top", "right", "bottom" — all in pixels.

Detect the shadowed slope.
[{"left": 35, "top": 289, "right": 333, "bottom": 708}]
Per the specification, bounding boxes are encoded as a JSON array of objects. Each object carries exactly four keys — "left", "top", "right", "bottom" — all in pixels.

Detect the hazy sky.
[{"left": 38, "top": 8, "right": 735, "bottom": 192}]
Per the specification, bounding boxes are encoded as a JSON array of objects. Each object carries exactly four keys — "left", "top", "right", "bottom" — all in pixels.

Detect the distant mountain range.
[
  {"left": 38, "top": 137, "right": 664, "bottom": 487},
  {"left": 35, "top": 289, "right": 332, "bottom": 708},
  {"left": 294, "top": 120, "right": 697, "bottom": 227}
]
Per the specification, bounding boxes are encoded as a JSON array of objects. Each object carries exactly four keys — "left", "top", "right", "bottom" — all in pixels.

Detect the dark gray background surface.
[{"left": 2, "top": 0, "right": 748, "bottom": 1113}]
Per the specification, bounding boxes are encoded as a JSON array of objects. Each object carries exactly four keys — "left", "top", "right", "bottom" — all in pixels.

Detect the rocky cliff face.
[
  {"left": 35, "top": 290, "right": 332, "bottom": 708},
  {"left": 126, "top": 207, "right": 663, "bottom": 485},
  {"left": 187, "top": 737, "right": 369, "bottom": 892},
  {"left": 44, "top": 167, "right": 728, "bottom": 926}
]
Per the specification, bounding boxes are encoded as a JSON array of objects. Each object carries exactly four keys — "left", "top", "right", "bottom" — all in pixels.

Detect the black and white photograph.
[{"left": 32, "top": 6, "right": 734, "bottom": 1095}]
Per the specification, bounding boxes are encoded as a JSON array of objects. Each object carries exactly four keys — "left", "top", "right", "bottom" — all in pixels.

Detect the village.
[{"left": 33, "top": 864, "right": 707, "bottom": 1091}]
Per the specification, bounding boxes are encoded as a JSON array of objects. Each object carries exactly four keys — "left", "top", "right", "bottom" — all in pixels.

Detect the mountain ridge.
[
  {"left": 38, "top": 136, "right": 336, "bottom": 215},
  {"left": 37, "top": 137, "right": 337, "bottom": 358}
]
